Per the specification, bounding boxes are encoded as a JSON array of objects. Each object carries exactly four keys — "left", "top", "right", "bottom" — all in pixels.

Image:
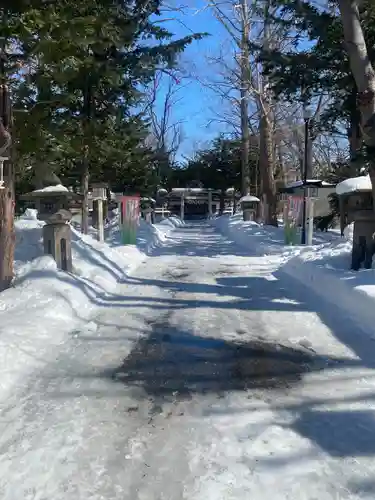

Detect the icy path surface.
[{"left": 2, "top": 223, "right": 375, "bottom": 499}]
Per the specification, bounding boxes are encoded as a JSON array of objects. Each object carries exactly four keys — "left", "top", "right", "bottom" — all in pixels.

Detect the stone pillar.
[
  {"left": 97, "top": 198, "right": 104, "bottom": 242},
  {"left": 208, "top": 190, "right": 212, "bottom": 218},
  {"left": 43, "top": 222, "right": 72, "bottom": 272},
  {"left": 42, "top": 209, "right": 73, "bottom": 272},
  {"left": 306, "top": 195, "right": 314, "bottom": 246}
]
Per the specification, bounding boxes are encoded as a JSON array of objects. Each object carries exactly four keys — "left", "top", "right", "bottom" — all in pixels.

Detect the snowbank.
[
  {"left": 281, "top": 234, "right": 375, "bottom": 338},
  {"left": 212, "top": 213, "right": 300, "bottom": 259},
  {"left": 213, "top": 214, "right": 375, "bottom": 337},
  {"left": 0, "top": 211, "right": 178, "bottom": 403},
  {"left": 157, "top": 215, "right": 186, "bottom": 228}
]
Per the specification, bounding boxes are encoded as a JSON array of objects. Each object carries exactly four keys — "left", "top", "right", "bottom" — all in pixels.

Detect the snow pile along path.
[
  {"left": 0, "top": 210, "right": 176, "bottom": 404},
  {"left": 213, "top": 214, "right": 375, "bottom": 338}
]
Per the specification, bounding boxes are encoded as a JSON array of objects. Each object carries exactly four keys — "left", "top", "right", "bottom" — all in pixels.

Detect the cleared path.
[{"left": 1, "top": 223, "right": 375, "bottom": 500}]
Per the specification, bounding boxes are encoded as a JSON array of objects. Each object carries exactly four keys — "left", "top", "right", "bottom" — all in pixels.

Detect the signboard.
[
  {"left": 120, "top": 195, "right": 140, "bottom": 244},
  {"left": 284, "top": 195, "right": 303, "bottom": 245},
  {"left": 92, "top": 187, "right": 106, "bottom": 200}
]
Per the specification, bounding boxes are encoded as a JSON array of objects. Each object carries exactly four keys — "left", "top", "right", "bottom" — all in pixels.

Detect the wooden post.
[
  {"left": 97, "top": 198, "right": 104, "bottom": 242},
  {"left": 0, "top": 38, "right": 14, "bottom": 291},
  {"left": 0, "top": 181, "right": 13, "bottom": 290}
]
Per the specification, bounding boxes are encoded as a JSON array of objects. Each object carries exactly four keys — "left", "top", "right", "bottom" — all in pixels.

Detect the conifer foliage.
[{"left": 1, "top": 0, "right": 204, "bottom": 193}]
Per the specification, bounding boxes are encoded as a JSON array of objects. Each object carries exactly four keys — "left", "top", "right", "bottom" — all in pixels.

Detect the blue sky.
[
  {"left": 153, "top": 2, "right": 323, "bottom": 164},
  {"left": 155, "top": 0, "right": 231, "bottom": 162}
]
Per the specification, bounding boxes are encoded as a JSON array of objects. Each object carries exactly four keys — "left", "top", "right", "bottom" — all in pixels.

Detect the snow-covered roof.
[
  {"left": 171, "top": 187, "right": 208, "bottom": 194},
  {"left": 336, "top": 175, "right": 372, "bottom": 195},
  {"left": 32, "top": 184, "right": 69, "bottom": 194},
  {"left": 141, "top": 197, "right": 156, "bottom": 203},
  {"left": 239, "top": 195, "right": 260, "bottom": 203},
  {"left": 286, "top": 179, "right": 334, "bottom": 189}
]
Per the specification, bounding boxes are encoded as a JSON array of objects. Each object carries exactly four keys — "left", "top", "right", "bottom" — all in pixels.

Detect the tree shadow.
[
  {"left": 72, "top": 236, "right": 127, "bottom": 282},
  {"left": 291, "top": 409, "right": 375, "bottom": 457},
  {"left": 274, "top": 265, "right": 375, "bottom": 373},
  {"left": 150, "top": 224, "right": 259, "bottom": 258},
  {"left": 109, "top": 319, "right": 358, "bottom": 403},
  {"left": 348, "top": 478, "right": 375, "bottom": 496}
]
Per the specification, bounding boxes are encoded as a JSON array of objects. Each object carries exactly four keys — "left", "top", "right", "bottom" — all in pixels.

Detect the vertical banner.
[
  {"left": 284, "top": 196, "right": 303, "bottom": 245},
  {"left": 120, "top": 195, "right": 140, "bottom": 244}
]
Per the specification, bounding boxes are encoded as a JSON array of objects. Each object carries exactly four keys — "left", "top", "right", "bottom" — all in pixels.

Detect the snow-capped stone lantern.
[
  {"left": 157, "top": 188, "right": 168, "bottom": 198},
  {"left": 336, "top": 174, "right": 375, "bottom": 270},
  {"left": 21, "top": 174, "right": 75, "bottom": 272},
  {"left": 140, "top": 197, "right": 156, "bottom": 223},
  {"left": 239, "top": 195, "right": 260, "bottom": 221}
]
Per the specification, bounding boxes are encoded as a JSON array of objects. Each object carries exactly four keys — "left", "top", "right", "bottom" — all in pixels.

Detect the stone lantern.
[
  {"left": 336, "top": 175, "right": 375, "bottom": 270},
  {"left": 239, "top": 195, "right": 260, "bottom": 221},
  {"left": 20, "top": 180, "right": 77, "bottom": 272},
  {"left": 42, "top": 208, "right": 73, "bottom": 272},
  {"left": 140, "top": 197, "right": 156, "bottom": 223}
]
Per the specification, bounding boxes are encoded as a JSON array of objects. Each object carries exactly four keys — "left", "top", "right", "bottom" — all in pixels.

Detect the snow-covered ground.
[
  {"left": 0, "top": 210, "right": 180, "bottom": 405},
  {"left": 213, "top": 213, "right": 375, "bottom": 337},
  {"left": 2, "top": 216, "right": 375, "bottom": 499}
]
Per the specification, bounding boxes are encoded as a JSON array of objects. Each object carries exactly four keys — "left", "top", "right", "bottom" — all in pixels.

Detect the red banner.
[{"left": 120, "top": 195, "right": 140, "bottom": 244}]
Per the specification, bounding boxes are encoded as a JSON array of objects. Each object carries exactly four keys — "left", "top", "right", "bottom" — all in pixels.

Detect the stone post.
[
  {"left": 306, "top": 193, "right": 314, "bottom": 246},
  {"left": 43, "top": 209, "right": 73, "bottom": 272}
]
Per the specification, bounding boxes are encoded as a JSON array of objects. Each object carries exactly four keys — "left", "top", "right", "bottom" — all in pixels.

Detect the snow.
[
  {"left": 4, "top": 212, "right": 375, "bottom": 498},
  {"left": 31, "top": 184, "right": 70, "bottom": 193},
  {"left": 171, "top": 187, "right": 207, "bottom": 194},
  {"left": 239, "top": 195, "right": 260, "bottom": 202},
  {"left": 0, "top": 210, "right": 178, "bottom": 405},
  {"left": 141, "top": 197, "right": 156, "bottom": 203},
  {"left": 286, "top": 179, "right": 334, "bottom": 188},
  {"left": 212, "top": 213, "right": 375, "bottom": 336},
  {"left": 336, "top": 175, "right": 372, "bottom": 195}
]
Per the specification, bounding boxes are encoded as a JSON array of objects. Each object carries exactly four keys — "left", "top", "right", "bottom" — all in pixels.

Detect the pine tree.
[{"left": 0, "top": 0, "right": 205, "bottom": 289}]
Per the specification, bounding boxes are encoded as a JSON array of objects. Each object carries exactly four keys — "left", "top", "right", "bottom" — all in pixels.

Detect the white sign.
[{"left": 92, "top": 187, "right": 106, "bottom": 200}]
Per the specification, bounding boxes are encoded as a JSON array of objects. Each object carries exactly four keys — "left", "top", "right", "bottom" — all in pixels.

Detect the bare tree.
[
  {"left": 143, "top": 71, "right": 187, "bottom": 186},
  {"left": 193, "top": 0, "right": 300, "bottom": 224}
]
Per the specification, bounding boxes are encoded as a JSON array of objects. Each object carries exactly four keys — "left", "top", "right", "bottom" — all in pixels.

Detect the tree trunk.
[
  {"left": 259, "top": 112, "right": 278, "bottom": 226},
  {"left": 0, "top": 186, "right": 14, "bottom": 291},
  {"left": 240, "top": 0, "right": 251, "bottom": 206},
  {"left": 338, "top": 0, "right": 375, "bottom": 147},
  {"left": 258, "top": 0, "right": 278, "bottom": 227},
  {"left": 0, "top": 82, "right": 14, "bottom": 291},
  {"left": 348, "top": 84, "right": 362, "bottom": 172},
  {"left": 81, "top": 147, "right": 89, "bottom": 234}
]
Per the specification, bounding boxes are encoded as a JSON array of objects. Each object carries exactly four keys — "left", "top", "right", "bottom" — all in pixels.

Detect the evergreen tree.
[
  {"left": 2, "top": 0, "right": 205, "bottom": 195},
  {"left": 259, "top": 0, "right": 375, "bottom": 168},
  {"left": 170, "top": 135, "right": 259, "bottom": 202}
]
